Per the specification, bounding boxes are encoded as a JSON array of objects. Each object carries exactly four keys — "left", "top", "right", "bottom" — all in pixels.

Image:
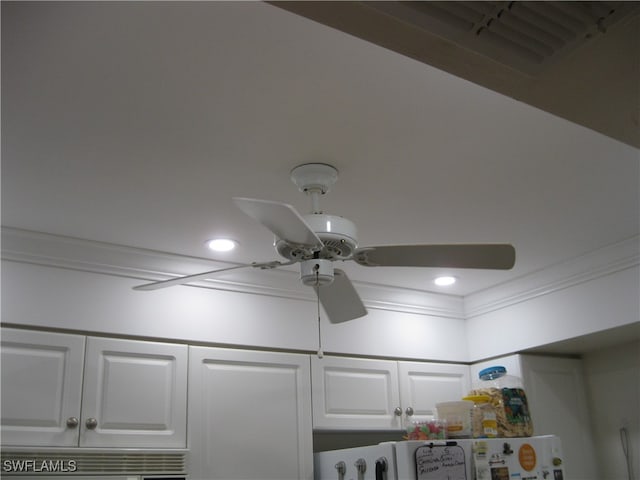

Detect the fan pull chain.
[{"left": 315, "top": 269, "right": 324, "bottom": 359}]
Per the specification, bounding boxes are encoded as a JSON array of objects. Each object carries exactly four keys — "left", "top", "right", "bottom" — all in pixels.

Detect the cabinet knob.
[
  {"left": 85, "top": 417, "right": 98, "bottom": 430},
  {"left": 394, "top": 407, "right": 403, "bottom": 416},
  {"left": 66, "top": 417, "right": 79, "bottom": 429},
  {"left": 405, "top": 406, "right": 414, "bottom": 416}
]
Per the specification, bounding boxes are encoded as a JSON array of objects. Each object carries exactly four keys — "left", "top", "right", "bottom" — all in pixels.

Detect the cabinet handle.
[
  {"left": 405, "top": 407, "right": 414, "bottom": 416},
  {"left": 85, "top": 417, "right": 98, "bottom": 430},
  {"left": 66, "top": 417, "right": 79, "bottom": 429},
  {"left": 394, "top": 407, "right": 402, "bottom": 416}
]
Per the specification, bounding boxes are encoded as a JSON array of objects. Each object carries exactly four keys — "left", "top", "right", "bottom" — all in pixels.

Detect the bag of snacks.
[
  {"left": 404, "top": 419, "right": 446, "bottom": 440},
  {"left": 467, "top": 366, "right": 533, "bottom": 437}
]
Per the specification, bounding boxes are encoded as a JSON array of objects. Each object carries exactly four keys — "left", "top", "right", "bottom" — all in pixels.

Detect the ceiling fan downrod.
[{"left": 290, "top": 163, "right": 338, "bottom": 214}]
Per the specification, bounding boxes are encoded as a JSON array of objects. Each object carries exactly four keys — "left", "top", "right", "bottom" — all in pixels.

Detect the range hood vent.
[{"left": 367, "top": 1, "right": 640, "bottom": 74}]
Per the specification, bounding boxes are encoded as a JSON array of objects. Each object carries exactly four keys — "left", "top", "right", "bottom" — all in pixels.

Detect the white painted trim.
[
  {"left": 464, "top": 235, "right": 640, "bottom": 318},
  {"left": 3, "top": 228, "right": 637, "bottom": 322},
  {"left": 1, "top": 227, "right": 464, "bottom": 319}
]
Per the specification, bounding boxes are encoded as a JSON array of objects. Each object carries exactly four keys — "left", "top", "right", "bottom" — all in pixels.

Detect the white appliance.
[{"left": 315, "top": 435, "right": 564, "bottom": 480}]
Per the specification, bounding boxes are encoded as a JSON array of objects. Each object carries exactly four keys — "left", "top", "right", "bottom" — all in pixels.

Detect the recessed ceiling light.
[
  {"left": 207, "top": 238, "right": 238, "bottom": 252},
  {"left": 434, "top": 276, "right": 456, "bottom": 286}
]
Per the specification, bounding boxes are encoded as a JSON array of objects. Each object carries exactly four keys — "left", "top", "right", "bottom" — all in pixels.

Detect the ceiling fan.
[{"left": 134, "top": 163, "right": 515, "bottom": 323}]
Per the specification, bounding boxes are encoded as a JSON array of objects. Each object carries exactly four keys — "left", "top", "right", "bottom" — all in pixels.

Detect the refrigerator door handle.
[{"left": 375, "top": 457, "right": 388, "bottom": 480}]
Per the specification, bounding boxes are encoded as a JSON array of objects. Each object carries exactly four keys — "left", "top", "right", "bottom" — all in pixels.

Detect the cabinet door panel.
[
  {"left": 80, "top": 337, "right": 187, "bottom": 448},
  {"left": 398, "top": 361, "right": 471, "bottom": 424},
  {"left": 1, "top": 328, "right": 85, "bottom": 446},
  {"left": 189, "top": 347, "right": 313, "bottom": 480},
  {"left": 519, "top": 355, "right": 598, "bottom": 480},
  {"left": 311, "top": 356, "right": 401, "bottom": 430}
]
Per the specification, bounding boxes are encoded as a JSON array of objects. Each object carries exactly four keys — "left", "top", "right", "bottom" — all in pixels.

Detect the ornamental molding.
[{"left": 2, "top": 227, "right": 637, "bottom": 321}]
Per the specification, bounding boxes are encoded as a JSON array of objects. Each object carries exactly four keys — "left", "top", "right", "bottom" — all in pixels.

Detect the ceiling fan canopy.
[{"left": 134, "top": 163, "right": 515, "bottom": 324}]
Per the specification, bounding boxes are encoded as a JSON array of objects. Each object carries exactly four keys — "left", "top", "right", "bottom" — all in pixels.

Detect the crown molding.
[
  {"left": 3, "top": 228, "right": 637, "bottom": 322},
  {"left": 464, "top": 235, "right": 640, "bottom": 318},
  {"left": 0, "top": 227, "right": 464, "bottom": 319}
]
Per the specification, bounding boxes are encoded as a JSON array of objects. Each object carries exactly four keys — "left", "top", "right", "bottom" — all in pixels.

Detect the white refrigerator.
[{"left": 314, "top": 435, "right": 564, "bottom": 480}]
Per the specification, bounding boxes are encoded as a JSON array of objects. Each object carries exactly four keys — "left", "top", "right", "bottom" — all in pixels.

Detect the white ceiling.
[
  {"left": 275, "top": 1, "right": 640, "bottom": 148},
  {"left": 2, "top": 1, "right": 639, "bottom": 299}
]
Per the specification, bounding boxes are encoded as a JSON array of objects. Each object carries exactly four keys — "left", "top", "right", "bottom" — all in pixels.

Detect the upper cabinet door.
[
  {"left": 80, "top": 337, "right": 188, "bottom": 448},
  {"left": 1, "top": 328, "right": 85, "bottom": 447},
  {"left": 311, "top": 355, "right": 402, "bottom": 430},
  {"left": 188, "top": 346, "right": 313, "bottom": 480},
  {"left": 398, "top": 361, "right": 471, "bottom": 424}
]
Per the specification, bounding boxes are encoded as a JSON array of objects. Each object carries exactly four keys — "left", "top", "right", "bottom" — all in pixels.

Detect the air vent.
[
  {"left": 368, "top": 1, "right": 640, "bottom": 74},
  {"left": 0, "top": 450, "right": 187, "bottom": 475}
]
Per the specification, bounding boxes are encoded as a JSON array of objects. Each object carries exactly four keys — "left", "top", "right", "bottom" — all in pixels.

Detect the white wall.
[
  {"left": 3, "top": 252, "right": 638, "bottom": 364},
  {"left": 321, "top": 307, "right": 468, "bottom": 362},
  {"left": 1, "top": 260, "right": 319, "bottom": 351},
  {"left": 466, "top": 265, "right": 640, "bottom": 361},
  {"left": 583, "top": 341, "right": 640, "bottom": 480},
  {"left": 0, "top": 260, "right": 469, "bottom": 361},
  {"left": 3, "top": 229, "right": 638, "bottom": 363}
]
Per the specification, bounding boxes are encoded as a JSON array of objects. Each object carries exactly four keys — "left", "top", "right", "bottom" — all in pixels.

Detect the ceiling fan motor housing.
[{"left": 275, "top": 213, "right": 358, "bottom": 261}]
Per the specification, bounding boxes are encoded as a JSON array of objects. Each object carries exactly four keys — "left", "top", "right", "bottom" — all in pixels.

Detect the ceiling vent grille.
[
  {"left": 0, "top": 450, "right": 187, "bottom": 475},
  {"left": 368, "top": 1, "right": 640, "bottom": 74}
]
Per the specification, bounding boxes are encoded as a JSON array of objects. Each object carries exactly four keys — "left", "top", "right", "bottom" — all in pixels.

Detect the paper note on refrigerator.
[{"left": 415, "top": 444, "right": 467, "bottom": 480}]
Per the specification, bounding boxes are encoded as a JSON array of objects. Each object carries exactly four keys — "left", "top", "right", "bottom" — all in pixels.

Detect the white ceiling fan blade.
[
  {"left": 353, "top": 244, "right": 516, "bottom": 270},
  {"left": 133, "top": 261, "right": 285, "bottom": 291},
  {"left": 233, "top": 197, "right": 323, "bottom": 248},
  {"left": 317, "top": 269, "right": 367, "bottom": 324}
]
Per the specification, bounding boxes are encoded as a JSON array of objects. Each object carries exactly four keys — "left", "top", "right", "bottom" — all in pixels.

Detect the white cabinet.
[
  {"left": 398, "top": 361, "right": 472, "bottom": 423},
  {"left": 519, "top": 355, "right": 598, "bottom": 480},
  {"left": 80, "top": 336, "right": 188, "bottom": 448},
  {"left": 1, "top": 328, "right": 85, "bottom": 446},
  {"left": 311, "top": 355, "right": 470, "bottom": 430},
  {"left": 1, "top": 328, "right": 188, "bottom": 448},
  {"left": 188, "top": 346, "right": 313, "bottom": 480},
  {"left": 311, "top": 356, "right": 401, "bottom": 430},
  {"left": 471, "top": 354, "right": 598, "bottom": 480}
]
